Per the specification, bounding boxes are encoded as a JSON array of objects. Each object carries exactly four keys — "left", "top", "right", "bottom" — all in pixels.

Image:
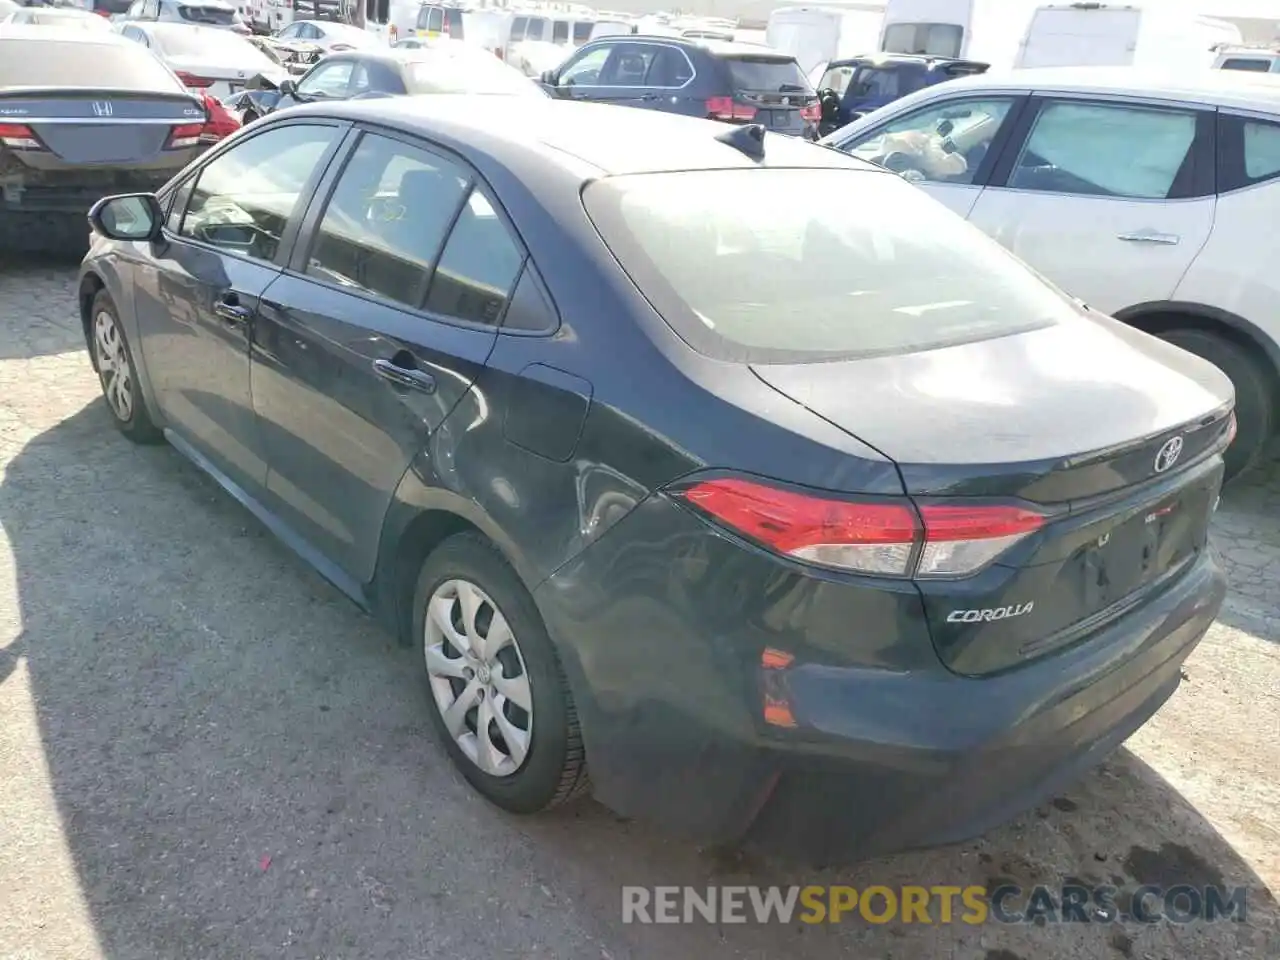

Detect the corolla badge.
[
  {"left": 1154, "top": 435, "right": 1184, "bottom": 473},
  {"left": 946, "top": 603, "right": 1034, "bottom": 623}
]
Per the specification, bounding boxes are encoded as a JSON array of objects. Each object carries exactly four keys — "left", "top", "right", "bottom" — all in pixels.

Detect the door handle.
[
  {"left": 1117, "top": 231, "right": 1180, "bottom": 245},
  {"left": 372, "top": 357, "right": 436, "bottom": 394},
  {"left": 214, "top": 295, "right": 251, "bottom": 323}
]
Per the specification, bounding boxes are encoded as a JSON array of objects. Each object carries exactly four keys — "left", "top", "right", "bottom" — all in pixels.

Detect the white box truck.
[
  {"left": 766, "top": 5, "right": 886, "bottom": 78},
  {"left": 878, "top": 0, "right": 1042, "bottom": 67},
  {"left": 1015, "top": 2, "right": 1244, "bottom": 69}
]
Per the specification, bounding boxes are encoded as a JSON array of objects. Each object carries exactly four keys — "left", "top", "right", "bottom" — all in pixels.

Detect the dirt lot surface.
[{"left": 0, "top": 259, "right": 1276, "bottom": 960}]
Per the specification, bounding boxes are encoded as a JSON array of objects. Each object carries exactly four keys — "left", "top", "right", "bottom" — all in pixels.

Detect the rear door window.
[
  {"left": 304, "top": 133, "right": 471, "bottom": 308},
  {"left": 425, "top": 190, "right": 525, "bottom": 325},
  {"left": 1218, "top": 114, "right": 1280, "bottom": 192},
  {"left": 552, "top": 20, "right": 569, "bottom": 44},
  {"left": 582, "top": 168, "right": 1074, "bottom": 363},
  {"left": 573, "top": 21, "right": 593, "bottom": 43},
  {"left": 723, "top": 56, "right": 810, "bottom": 94},
  {"left": 599, "top": 42, "right": 660, "bottom": 86},
  {"left": 1008, "top": 99, "right": 1199, "bottom": 199},
  {"left": 646, "top": 45, "right": 693, "bottom": 87}
]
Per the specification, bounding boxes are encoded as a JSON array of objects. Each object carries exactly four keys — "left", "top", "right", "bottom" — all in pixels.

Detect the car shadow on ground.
[
  {"left": 1212, "top": 451, "right": 1280, "bottom": 646},
  {"left": 0, "top": 398, "right": 1277, "bottom": 959},
  {"left": 0, "top": 255, "right": 87, "bottom": 361}
]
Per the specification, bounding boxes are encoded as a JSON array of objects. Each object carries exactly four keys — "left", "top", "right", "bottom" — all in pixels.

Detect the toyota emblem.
[{"left": 1154, "top": 435, "right": 1184, "bottom": 473}]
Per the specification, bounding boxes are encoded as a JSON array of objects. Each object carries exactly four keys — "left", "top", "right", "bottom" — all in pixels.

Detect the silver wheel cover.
[
  {"left": 94, "top": 310, "right": 134, "bottom": 422},
  {"left": 424, "top": 579, "right": 534, "bottom": 776}
]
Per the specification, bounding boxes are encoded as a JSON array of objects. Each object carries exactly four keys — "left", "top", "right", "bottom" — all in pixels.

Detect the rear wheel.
[
  {"left": 1162, "top": 328, "right": 1273, "bottom": 482},
  {"left": 412, "top": 533, "right": 588, "bottom": 813}
]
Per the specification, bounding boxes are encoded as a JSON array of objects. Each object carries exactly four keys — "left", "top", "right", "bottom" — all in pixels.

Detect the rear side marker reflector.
[
  {"left": 673, "top": 477, "right": 1044, "bottom": 578},
  {"left": 760, "top": 647, "right": 797, "bottom": 728}
]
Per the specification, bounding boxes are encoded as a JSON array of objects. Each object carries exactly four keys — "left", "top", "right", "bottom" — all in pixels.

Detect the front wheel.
[
  {"left": 88, "top": 291, "right": 163, "bottom": 444},
  {"left": 412, "top": 533, "right": 589, "bottom": 813},
  {"left": 1162, "top": 328, "right": 1273, "bottom": 482}
]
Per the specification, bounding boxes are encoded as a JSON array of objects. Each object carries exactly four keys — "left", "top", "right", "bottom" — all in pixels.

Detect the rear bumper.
[{"left": 535, "top": 493, "right": 1226, "bottom": 860}]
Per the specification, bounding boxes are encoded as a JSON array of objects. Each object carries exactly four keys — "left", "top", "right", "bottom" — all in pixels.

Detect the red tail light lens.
[
  {"left": 199, "top": 93, "right": 241, "bottom": 141},
  {"left": 167, "top": 122, "right": 205, "bottom": 149},
  {"left": 175, "top": 71, "right": 214, "bottom": 88},
  {"left": 0, "top": 123, "right": 40, "bottom": 149},
  {"left": 799, "top": 101, "right": 820, "bottom": 122},
  {"left": 706, "top": 96, "right": 756, "bottom": 122},
  {"left": 673, "top": 477, "right": 1044, "bottom": 578}
]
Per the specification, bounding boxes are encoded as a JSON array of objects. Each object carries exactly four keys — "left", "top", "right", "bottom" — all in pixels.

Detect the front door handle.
[
  {"left": 1117, "top": 231, "right": 1180, "bottom": 245},
  {"left": 214, "top": 295, "right": 251, "bottom": 324},
  {"left": 372, "top": 357, "right": 436, "bottom": 394}
]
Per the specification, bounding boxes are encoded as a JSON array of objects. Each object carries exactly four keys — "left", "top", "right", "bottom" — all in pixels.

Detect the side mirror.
[
  {"left": 88, "top": 193, "right": 163, "bottom": 242},
  {"left": 279, "top": 77, "right": 297, "bottom": 97},
  {"left": 539, "top": 69, "right": 557, "bottom": 86}
]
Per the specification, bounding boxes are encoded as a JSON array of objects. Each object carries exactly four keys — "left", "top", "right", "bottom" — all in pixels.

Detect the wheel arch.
[
  {"left": 371, "top": 473, "right": 541, "bottom": 648},
  {"left": 1113, "top": 300, "right": 1280, "bottom": 395},
  {"left": 78, "top": 271, "right": 106, "bottom": 369}
]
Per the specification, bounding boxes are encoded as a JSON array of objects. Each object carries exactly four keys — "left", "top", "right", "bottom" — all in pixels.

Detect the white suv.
[{"left": 822, "top": 67, "right": 1280, "bottom": 480}]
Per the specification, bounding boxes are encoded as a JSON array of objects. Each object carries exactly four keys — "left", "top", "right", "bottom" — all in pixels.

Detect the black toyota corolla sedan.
[{"left": 79, "top": 96, "right": 1233, "bottom": 859}]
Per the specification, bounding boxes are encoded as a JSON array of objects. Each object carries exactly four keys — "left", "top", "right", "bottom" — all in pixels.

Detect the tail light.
[
  {"left": 0, "top": 123, "right": 41, "bottom": 150},
  {"left": 672, "top": 476, "right": 1044, "bottom": 579},
  {"left": 198, "top": 93, "right": 241, "bottom": 142},
  {"left": 706, "top": 96, "right": 756, "bottom": 122},
  {"left": 175, "top": 71, "right": 214, "bottom": 88},
  {"left": 799, "top": 101, "right": 820, "bottom": 122},
  {"left": 167, "top": 122, "right": 205, "bottom": 149}
]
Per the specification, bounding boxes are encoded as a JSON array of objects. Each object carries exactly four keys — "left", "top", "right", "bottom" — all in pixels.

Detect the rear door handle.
[
  {"left": 214, "top": 295, "right": 251, "bottom": 323},
  {"left": 1117, "top": 231, "right": 1180, "bottom": 245},
  {"left": 372, "top": 357, "right": 436, "bottom": 394}
]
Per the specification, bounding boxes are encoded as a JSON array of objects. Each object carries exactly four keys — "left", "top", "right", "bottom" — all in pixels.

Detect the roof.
[
  {"left": 295, "top": 94, "right": 879, "bottom": 178},
  {"left": 830, "top": 53, "right": 987, "bottom": 68},
  {"left": 923, "top": 66, "right": 1280, "bottom": 111},
  {"left": 624, "top": 34, "right": 795, "bottom": 59}
]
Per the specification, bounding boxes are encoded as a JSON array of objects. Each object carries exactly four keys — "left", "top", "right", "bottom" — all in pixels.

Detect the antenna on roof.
[{"left": 714, "top": 123, "right": 766, "bottom": 160}]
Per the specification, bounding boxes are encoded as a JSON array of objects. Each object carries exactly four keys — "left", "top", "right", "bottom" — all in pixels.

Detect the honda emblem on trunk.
[
  {"left": 1154, "top": 435, "right": 1184, "bottom": 473},
  {"left": 92, "top": 101, "right": 113, "bottom": 117}
]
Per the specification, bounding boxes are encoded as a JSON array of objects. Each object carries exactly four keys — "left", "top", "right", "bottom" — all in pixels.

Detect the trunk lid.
[
  {"left": 752, "top": 320, "right": 1233, "bottom": 675},
  {"left": 0, "top": 90, "right": 205, "bottom": 165}
]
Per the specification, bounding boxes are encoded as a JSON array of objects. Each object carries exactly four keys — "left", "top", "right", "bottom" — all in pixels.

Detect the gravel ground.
[{"left": 0, "top": 259, "right": 1276, "bottom": 960}]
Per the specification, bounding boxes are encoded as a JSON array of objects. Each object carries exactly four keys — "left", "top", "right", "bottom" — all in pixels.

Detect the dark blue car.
[
  {"left": 78, "top": 96, "right": 1231, "bottom": 860},
  {"left": 540, "top": 36, "right": 820, "bottom": 139},
  {"left": 814, "top": 53, "right": 988, "bottom": 136}
]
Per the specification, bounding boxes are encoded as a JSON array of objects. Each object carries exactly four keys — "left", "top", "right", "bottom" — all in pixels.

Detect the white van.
[
  {"left": 767, "top": 4, "right": 885, "bottom": 78},
  {"left": 1016, "top": 3, "right": 1243, "bottom": 69},
  {"left": 879, "top": 0, "right": 1041, "bottom": 68}
]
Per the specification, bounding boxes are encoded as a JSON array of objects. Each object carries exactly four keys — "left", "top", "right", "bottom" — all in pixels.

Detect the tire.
[
  {"left": 1162, "top": 328, "right": 1273, "bottom": 482},
  {"left": 88, "top": 290, "right": 164, "bottom": 445},
  {"left": 412, "top": 532, "right": 589, "bottom": 813}
]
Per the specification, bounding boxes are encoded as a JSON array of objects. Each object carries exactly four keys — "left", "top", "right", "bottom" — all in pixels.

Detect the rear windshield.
[
  {"left": 405, "top": 56, "right": 541, "bottom": 95},
  {"left": 154, "top": 27, "right": 268, "bottom": 63},
  {"left": 0, "top": 38, "right": 184, "bottom": 90},
  {"left": 1221, "top": 57, "right": 1273, "bottom": 72},
  {"left": 583, "top": 168, "right": 1075, "bottom": 363},
  {"left": 851, "top": 65, "right": 916, "bottom": 100},
  {"left": 724, "top": 56, "right": 810, "bottom": 94},
  {"left": 178, "top": 4, "right": 236, "bottom": 24}
]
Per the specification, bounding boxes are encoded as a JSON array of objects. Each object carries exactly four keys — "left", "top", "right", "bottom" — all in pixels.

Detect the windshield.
[
  {"left": 0, "top": 37, "right": 184, "bottom": 89},
  {"left": 724, "top": 56, "right": 810, "bottom": 93},
  {"left": 583, "top": 168, "right": 1076, "bottom": 363},
  {"left": 405, "top": 56, "right": 542, "bottom": 95},
  {"left": 882, "top": 22, "right": 963, "bottom": 57}
]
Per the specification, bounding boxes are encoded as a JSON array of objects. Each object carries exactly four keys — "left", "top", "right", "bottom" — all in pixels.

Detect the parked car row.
[{"left": 77, "top": 91, "right": 1234, "bottom": 861}]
